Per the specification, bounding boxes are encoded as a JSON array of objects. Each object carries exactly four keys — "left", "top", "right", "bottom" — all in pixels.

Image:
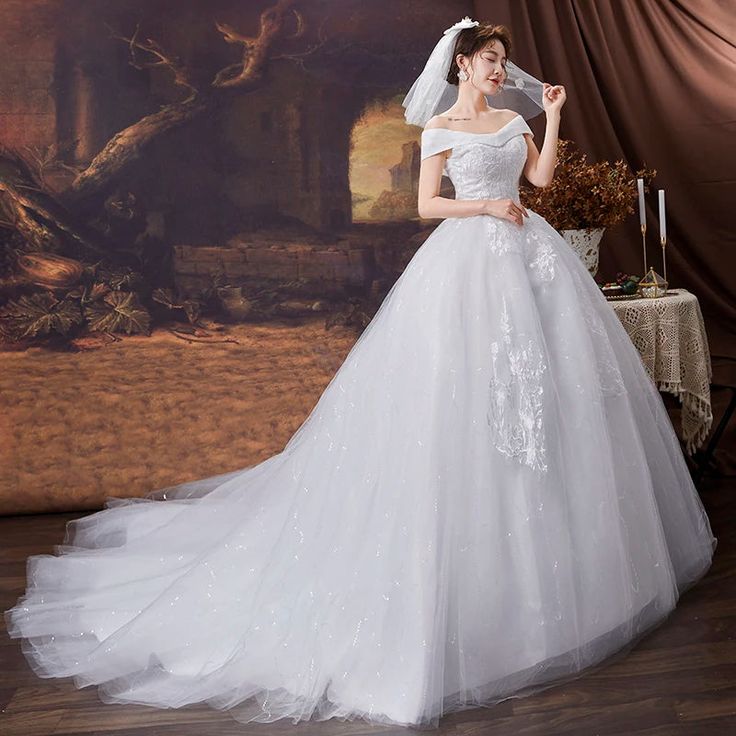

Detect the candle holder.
[
  {"left": 660, "top": 234, "right": 668, "bottom": 284},
  {"left": 640, "top": 222, "right": 648, "bottom": 274},
  {"left": 637, "top": 221, "right": 668, "bottom": 298}
]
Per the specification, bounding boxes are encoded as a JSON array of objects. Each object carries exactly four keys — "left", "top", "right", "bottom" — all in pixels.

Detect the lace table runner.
[{"left": 608, "top": 288, "right": 713, "bottom": 455}]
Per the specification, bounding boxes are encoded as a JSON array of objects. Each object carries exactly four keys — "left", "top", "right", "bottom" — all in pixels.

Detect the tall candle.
[
  {"left": 658, "top": 189, "right": 666, "bottom": 241},
  {"left": 637, "top": 179, "right": 646, "bottom": 227}
]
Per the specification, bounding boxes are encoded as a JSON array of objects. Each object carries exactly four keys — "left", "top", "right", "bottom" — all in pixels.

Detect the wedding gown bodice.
[{"left": 420, "top": 114, "right": 533, "bottom": 201}]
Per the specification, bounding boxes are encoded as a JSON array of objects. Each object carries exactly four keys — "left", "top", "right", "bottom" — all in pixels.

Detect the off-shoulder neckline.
[{"left": 422, "top": 115, "right": 523, "bottom": 137}]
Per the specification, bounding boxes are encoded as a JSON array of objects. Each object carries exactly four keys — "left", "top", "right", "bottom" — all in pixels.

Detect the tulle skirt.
[{"left": 5, "top": 211, "right": 717, "bottom": 729}]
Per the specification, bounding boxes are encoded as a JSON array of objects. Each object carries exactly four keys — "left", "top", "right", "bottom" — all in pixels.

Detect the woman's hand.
[
  {"left": 483, "top": 198, "right": 529, "bottom": 226},
  {"left": 543, "top": 82, "right": 566, "bottom": 114}
]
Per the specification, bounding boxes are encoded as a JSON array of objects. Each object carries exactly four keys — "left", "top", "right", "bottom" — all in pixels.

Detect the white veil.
[{"left": 401, "top": 16, "right": 545, "bottom": 128}]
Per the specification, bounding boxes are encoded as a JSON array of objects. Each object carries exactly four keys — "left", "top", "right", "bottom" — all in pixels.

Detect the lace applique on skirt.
[
  {"left": 526, "top": 230, "right": 557, "bottom": 283},
  {"left": 486, "top": 296, "right": 548, "bottom": 473},
  {"left": 485, "top": 218, "right": 512, "bottom": 255}
]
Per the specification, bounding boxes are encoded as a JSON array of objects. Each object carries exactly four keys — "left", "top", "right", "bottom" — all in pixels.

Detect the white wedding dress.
[{"left": 5, "top": 114, "right": 717, "bottom": 729}]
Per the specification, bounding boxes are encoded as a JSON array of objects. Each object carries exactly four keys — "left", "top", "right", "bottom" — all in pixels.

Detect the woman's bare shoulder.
[{"left": 423, "top": 115, "right": 448, "bottom": 131}]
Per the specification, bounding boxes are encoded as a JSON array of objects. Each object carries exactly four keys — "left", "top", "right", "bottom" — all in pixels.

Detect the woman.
[{"left": 5, "top": 17, "right": 716, "bottom": 729}]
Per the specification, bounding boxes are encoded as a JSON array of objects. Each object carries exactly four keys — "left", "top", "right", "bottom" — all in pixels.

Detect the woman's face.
[{"left": 462, "top": 39, "right": 508, "bottom": 95}]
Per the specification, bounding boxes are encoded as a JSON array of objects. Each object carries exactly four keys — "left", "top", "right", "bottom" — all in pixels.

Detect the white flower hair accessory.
[
  {"left": 402, "top": 17, "right": 545, "bottom": 127},
  {"left": 443, "top": 16, "right": 479, "bottom": 35}
]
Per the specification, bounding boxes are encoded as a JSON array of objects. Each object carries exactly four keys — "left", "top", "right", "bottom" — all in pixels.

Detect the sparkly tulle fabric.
[{"left": 5, "top": 115, "right": 717, "bottom": 729}]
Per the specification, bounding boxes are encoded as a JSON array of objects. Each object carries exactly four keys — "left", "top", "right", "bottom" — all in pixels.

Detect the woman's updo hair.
[{"left": 446, "top": 23, "right": 513, "bottom": 85}]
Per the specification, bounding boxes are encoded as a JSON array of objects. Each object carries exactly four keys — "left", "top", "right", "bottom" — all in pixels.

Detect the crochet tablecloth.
[{"left": 608, "top": 288, "right": 713, "bottom": 455}]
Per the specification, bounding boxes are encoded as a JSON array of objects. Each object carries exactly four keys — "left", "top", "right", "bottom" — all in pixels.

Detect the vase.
[
  {"left": 559, "top": 228, "right": 606, "bottom": 276},
  {"left": 216, "top": 285, "right": 253, "bottom": 321}
]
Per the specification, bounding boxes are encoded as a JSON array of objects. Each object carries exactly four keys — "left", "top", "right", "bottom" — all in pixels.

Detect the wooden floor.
[{"left": 1, "top": 478, "right": 734, "bottom": 736}]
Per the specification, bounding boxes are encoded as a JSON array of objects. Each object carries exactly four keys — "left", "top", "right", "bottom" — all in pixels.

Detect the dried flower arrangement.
[{"left": 520, "top": 139, "right": 657, "bottom": 231}]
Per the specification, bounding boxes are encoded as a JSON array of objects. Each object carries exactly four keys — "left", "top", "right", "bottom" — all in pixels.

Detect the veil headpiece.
[{"left": 401, "top": 16, "right": 545, "bottom": 127}]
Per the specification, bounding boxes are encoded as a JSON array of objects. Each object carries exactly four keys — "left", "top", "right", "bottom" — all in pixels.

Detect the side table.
[{"left": 607, "top": 288, "right": 713, "bottom": 455}]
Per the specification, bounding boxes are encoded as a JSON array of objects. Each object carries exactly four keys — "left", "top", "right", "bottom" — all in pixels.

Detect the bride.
[{"left": 4, "top": 17, "right": 717, "bottom": 730}]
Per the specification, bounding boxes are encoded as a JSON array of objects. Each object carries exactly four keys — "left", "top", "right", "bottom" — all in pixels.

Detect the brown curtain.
[{"left": 473, "top": 0, "right": 736, "bottom": 359}]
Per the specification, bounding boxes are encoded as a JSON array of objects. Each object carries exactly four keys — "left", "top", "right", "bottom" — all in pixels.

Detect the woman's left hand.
[{"left": 542, "top": 82, "right": 566, "bottom": 113}]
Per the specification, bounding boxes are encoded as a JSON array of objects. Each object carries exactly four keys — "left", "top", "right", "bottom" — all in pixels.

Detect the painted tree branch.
[
  {"left": 212, "top": 0, "right": 302, "bottom": 87},
  {"left": 0, "top": 0, "right": 316, "bottom": 267},
  {"left": 271, "top": 11, "right": 329, "bottom": 70},
  {"left": 109, "top": 22, "right": 199, "bottom": 102},
  {"left": 67, "top": 0, "right": 307, "bottom": 204},
  {"left": 67, "top": 97, "right": 209, "bottom": 205}
]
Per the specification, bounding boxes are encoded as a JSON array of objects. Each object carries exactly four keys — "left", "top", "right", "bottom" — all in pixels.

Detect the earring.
[{"left": 457, "top": 68, "right": 469, "bottom": 82}]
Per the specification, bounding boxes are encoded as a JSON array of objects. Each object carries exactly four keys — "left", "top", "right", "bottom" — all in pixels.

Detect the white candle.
[
  {"left": 637, "top": 179, "right": 646, "bottom": 227},
  {"left": 658, "top": 189, "right": 666, "bottom": 241}
]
